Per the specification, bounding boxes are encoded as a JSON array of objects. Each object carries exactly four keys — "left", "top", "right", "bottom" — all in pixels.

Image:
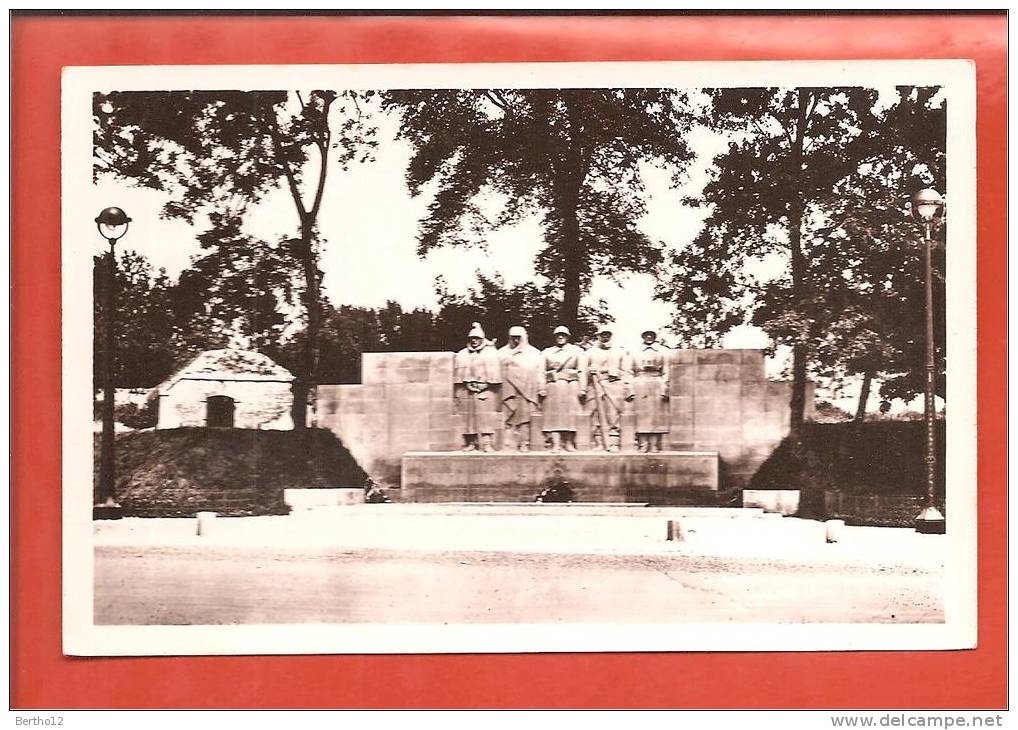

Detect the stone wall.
[
  {"left": 670, "top": 349, "right": 815, "bottom": 486},
  {"left": 317, "top": 349, "right": 813, "bottom": 490},
  {"left": 157, "top": 379, "right": 294, "bottom": 430},
  {"left": 317, "top": 353, "right": 456, "bottom": 484}
]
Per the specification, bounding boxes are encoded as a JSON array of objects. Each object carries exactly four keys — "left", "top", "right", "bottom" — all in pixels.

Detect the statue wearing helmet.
[
  {"left": 632, "top": 328, "right": 671, "bottom": 452},
  {"left": 453, "top": 322, "right": 502, "bottom": 452},
  {"left": 580, "top": 325, "right": 632, "bottom": 452},
  {"left": 537, "top": 325, "right": 585, "bottom": 452}
]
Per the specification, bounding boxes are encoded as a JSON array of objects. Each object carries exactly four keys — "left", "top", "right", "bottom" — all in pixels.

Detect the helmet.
[
  {"left": 508, "top": 325, "right": 526, "bottom": 337},
  {"left": 553, "top": 325, "right": 570, "bottom": 336},
  {"left": 467, "top": 322, "right": 485, "bottom": 339}
]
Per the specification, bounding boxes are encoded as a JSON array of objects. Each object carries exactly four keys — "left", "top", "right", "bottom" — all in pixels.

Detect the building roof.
[{"left": 159, "top": 348, "right": 294, "bottom": 392}]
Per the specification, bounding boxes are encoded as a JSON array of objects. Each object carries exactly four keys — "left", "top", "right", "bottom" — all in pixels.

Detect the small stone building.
[{"left": 156, "top": 348, "right": 295, "bottom": 430}]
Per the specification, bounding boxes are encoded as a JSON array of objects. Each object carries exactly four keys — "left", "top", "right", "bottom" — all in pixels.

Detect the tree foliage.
[
  {"left": 93, "top": 250, "right": 184, "bottom": 389},
  {"left": 270, "top": 300, "right": 444, "bottom": 385},
  {"left": 268, "top": 275, "right": 610, "bottom": 385},
  {"left": 385, "top": 88, "right": 693, "bottom": 328},
  {"left": 94, "top": 89, "right": 379, "bottom": 427},
  {"left": 432, "top": 273, "right": 609, "bottom": 351},
  {"left": 659, "top": 86, "right": 946, "bottom": 422}
]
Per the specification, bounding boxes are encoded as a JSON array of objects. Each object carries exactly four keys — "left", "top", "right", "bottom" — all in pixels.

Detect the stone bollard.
[
  {"left": 196, "top": 511, "right": 217, "bottom": 536},
  {"left": 666, "top": 519, "right": 684, "bottom": 542},
  {"left": 825, "top": 519, "right": 845, "bottom": 544}
]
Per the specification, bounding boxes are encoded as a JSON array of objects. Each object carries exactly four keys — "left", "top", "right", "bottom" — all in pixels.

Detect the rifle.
[
  {"left": 468, "top": 383, "right": 477, "bottom": 439},
  {"left": 588, "top": 372, "right": 612, "bottom": 451}
]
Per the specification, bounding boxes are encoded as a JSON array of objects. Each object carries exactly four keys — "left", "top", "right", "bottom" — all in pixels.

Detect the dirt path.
[{"left": 94, "top": 545, "right": 942, "bottom": 625}]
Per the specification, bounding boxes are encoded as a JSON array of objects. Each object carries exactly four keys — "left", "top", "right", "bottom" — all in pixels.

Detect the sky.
[
  {"left": 94, "top": 105, "right": 775, "bottom": 347},
  {"left": 91, "top": 93, "right": 931, "bottom": 414}
]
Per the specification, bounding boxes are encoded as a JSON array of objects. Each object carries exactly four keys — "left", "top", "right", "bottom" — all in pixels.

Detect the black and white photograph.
[{"left": 62, "top": 60, "right": 977, "bottom": 655}]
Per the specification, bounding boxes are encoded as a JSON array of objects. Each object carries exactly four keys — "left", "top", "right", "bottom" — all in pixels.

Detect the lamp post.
[
  {"left": 910, "top": 188, "right": 946, "bottom": 535},
  {"left": 94, "top": 206, "right": 131, "bottom": 520}
]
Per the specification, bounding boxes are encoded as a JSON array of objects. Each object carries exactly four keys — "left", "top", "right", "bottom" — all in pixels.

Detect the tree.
[
  {"left": 94, "top": 89, "right": 378, "bottom": 428},
  {"left": 177, "top": 213, "right": 299, "bottom": 354},
  {"left": 433, "top": 273, "right": 609, "bottom": 350},
  {"left": 272, "top": 300, "right": 445, "bottom": 385},
  {"left": 838, "top": 88, "right": 947, "bottom": 412},
  {"left": 93, "top": 250, "right": 178, "bottom": 389},
  {"left": 384, "top": 89, "right": 693, "bottom": 329},
  {"left": 660, "top": 86, "right": 943, "bottom": 431},
  {"left": 792, "top": 87, "right": 947, "bottom": 417},
  {"left": 274, "top": 275, "right": 610, "bottom": 385}
]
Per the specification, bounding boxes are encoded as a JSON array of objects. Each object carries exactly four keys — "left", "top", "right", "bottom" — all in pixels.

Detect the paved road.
[{"left": 94, "top": 545, "right": 942, "bottom": 625}]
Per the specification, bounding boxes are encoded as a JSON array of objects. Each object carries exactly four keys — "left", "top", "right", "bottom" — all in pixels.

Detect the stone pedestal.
[{"left": 401, "top": 451, "right": 719, "bottom": 504}]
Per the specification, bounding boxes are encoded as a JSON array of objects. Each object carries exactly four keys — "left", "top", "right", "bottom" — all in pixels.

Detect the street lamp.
[
  {"left": 910, "top": 188, "right": 945, "bottom": 534},
  {"left": 94, "top": 206, "right": 131, "bottom": 520}
]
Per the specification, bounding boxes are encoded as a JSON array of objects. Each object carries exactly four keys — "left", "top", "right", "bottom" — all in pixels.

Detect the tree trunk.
[
  {"left": 554, "top": 177, "right": 584, "bottom": 333},
  {"left": 787, "top": 89, "right": 811, "bottom": 435},
  {"left": 788, "top": 195, "right": 808, "bottom": 434},
  {"left": 560, "top": 239, "right": 582, "bottom": 333},
  {"left": 855, "top": 369, "right": 873, "bottom": 421},
  {"left": 291, "top": 228, "right": 320, "bottom": 432},
  {"left": 265, "top": 92, "right": 335, "bottom": 433},
  {"left": 557, "top": 99, "right": 588, "bottom": 335}
]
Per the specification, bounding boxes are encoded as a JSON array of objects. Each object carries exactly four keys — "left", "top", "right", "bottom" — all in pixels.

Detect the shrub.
[
  {"left": 535, "top": 471, "right": 575, "bottom": 503},
  {"left": 115, "top": 397, "right": 158, "bottom": 430},
  {"left": 749, "top": 420, "right": 946, "bottom": 508}
]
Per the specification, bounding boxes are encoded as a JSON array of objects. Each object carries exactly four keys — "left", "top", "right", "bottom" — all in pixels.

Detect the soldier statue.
[
  {"left": 537, "top": 325, "right": 584, "bottom": 453},
  {"left": 632, "top": 328, "right": 671, "bottom": 452},
  {"left": 453, "top": 322, "right": 502, "bottom": 452},
  {"left": 581, "top": 325, "right": 632, "bottom": 452},
  {"left": 498, "top": 325, "right": 543, "bottom": 451}
]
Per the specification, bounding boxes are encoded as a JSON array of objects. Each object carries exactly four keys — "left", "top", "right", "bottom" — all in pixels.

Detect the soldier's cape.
[{"left": 498, "top": 338, "right": 543, "bottom": 407}]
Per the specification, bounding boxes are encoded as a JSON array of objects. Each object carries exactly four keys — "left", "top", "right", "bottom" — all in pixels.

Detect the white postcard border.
[{"left": 62, "top": 59, "right": 978, "bottom": 656}]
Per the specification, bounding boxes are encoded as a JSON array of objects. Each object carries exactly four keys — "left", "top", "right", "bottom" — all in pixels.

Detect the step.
[{"left": 401, "top": 450, "right": 720, "bottom": 503}]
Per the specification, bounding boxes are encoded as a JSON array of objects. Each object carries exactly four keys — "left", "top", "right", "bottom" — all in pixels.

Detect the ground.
[{"left": 92, "top": 507, "right": 945, "bottom": 625}]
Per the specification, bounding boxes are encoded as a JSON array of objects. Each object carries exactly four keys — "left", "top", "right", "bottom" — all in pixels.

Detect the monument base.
[{"left": 400, "top": 451, "right": 720, "bottom": 504}]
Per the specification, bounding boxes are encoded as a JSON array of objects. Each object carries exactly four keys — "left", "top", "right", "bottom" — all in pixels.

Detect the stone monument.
[{"left": 316, "top": 347, "right": 813, "bottom": 504}]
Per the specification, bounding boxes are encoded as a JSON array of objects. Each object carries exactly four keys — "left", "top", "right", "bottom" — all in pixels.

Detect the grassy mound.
[
  {"left": 94, "top": 428, "right": 368, "bottom": 517},
  {"left": 750, "top": 420, "right": 945, "bottom": 495},
  {"left": 749, "top": 420, "right": 945, "bottom": 524}
]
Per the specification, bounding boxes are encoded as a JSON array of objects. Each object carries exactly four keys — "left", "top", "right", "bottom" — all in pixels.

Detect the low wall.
[
  {"left": 824, "top": 491, "right": 931, "bottom": 528},
  {"left": 317, "top": 349, "right": 812, "bottom": 489}
]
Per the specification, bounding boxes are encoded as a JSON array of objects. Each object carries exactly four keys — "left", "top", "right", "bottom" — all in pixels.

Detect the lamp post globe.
[
  {"left": 911, "top": 188, "right": 945, "bottom": 224},
  {"left": 910, "top": 188, "right": 946, "bottom": 535},
  {"left": 95, "top": 206, "right": 132, "bottom": 243},
  {"left": 94, "top": 206, "right": 130, "bottom": 520}
]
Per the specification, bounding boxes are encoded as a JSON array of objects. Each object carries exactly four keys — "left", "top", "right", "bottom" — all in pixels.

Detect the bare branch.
[
  {"left": 308, "top": 93, "right": 337, "bottom": 221},
  {"left": 492, "top": 89, "right": 515, "bottom": 110},
  {"left": 483, "top": 90, "right": 509, "bottom": 114},
  {"left": 805, "top": 91, "right": 819, "bottom": 123},
  {"left": 260, "top": 101, "right": 307, "bottom": 225}
]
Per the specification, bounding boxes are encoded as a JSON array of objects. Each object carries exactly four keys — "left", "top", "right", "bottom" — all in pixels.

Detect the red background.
[{"left": 10, "top": 13, "right": 1007, "bottom": 709}]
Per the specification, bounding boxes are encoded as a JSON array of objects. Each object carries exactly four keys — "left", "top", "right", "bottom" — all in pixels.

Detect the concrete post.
[
  {"left": 196, "top": 511, "right": 217, "bottom": 536},
  {"left": 825, "top": 519, "right": 845, "bottom": 544}
]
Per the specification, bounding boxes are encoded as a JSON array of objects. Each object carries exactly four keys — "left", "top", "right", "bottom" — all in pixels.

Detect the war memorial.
[{"left": 316, "top": 329, "right": 814, "bottom": 504}]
